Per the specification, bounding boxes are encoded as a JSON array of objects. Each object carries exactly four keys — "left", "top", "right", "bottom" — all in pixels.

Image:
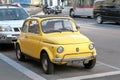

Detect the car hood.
[
  {"left": 42, "top": 34, "right": 90, "bottom": 44},
  {"left": 0, "top": 20, "right": 24, "bottom": 28}
]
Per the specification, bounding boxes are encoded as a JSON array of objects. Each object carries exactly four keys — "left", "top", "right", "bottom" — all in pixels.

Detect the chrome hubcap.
[
  {"left": 71, "top": 11, "right": 74, "bottom": 16},
  {"left": 97, "top": 16, "right": 102, "bottom": 23},
  {"left": 42, "top": 59, "right": 48, "bottom": 71},
  {"left": 17, "top": 48, "right": 21, "bottom": 59}
]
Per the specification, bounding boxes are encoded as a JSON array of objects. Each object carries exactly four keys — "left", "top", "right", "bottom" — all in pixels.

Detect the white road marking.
[
  {"left": 0, "top": 53, "right": 46, "bottom": 80},
  {"left": 98, "top": 61, "right": 120, "bottom": 70},
  {"left": 57, "top": 71, "right": 120, "bottom": 80},
  {"left": 1, "top": 52, "right": 120, "bottom": 80},
  {"left": 78, "top": 24, "right": 104, "bottom": 30},
  {"left": 57, "top": 61, "right": 120, "bottom": 80}
]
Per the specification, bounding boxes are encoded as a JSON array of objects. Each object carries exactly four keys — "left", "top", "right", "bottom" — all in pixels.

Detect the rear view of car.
[{"left": 0, "top": 4, "right": 29, "bottom": 44}]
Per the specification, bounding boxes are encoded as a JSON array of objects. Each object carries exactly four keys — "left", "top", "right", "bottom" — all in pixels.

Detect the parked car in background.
[
  {"left": 69, "top": 0, "right": 95, "bottom": 18},
  {"left": 50, "top": 5, "right": 62, "bottom": 14},
  {"left": 43, "top": 5, "right": 62, "bottom": 15},
  {"left": 94, "top": 0, "right": 120, "bottom": 24},
  {"left": 0, "top": 4, "right": 29, "bottom": 44},
  {"left": 16, "top": 15, "right": 97, "bottom": 74}
]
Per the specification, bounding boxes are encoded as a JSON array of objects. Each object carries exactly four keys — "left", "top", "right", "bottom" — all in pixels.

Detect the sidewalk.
[{"left": 0, "top": 53, "right": 46, "bottom": 80}]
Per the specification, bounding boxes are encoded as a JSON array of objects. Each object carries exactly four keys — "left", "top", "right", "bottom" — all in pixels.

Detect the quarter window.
[{"left": 21, "top": 21, "right": 29, "bottom": 33}]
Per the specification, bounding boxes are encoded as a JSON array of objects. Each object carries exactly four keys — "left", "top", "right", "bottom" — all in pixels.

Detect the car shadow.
[{"left": 0, "top": 44, "right": 15, "bottom": 51}]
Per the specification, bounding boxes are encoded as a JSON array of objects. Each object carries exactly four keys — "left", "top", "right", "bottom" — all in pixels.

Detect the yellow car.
[{"left": 15, "top": 15, "right": 97, "bottom": 74}]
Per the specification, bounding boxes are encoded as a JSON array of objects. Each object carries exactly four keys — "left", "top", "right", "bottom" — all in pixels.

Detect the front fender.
[{"left": 40, "top": 47, "right": 55, "bottom": 62}]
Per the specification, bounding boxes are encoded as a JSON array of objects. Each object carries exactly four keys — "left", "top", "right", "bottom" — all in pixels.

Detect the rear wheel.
[
  {"left": 41, "top": 52, "right": 54, "bottom": 74},
  {"left": 96, "top": 15, "right": 103, "bottom": 24},
  {"left": 16, "top": 44, "right": 25, "bottom": 61},
  {"left": 69, "top": 10, "right": 75, "bottom": 17},
  {"left": 83, "top": 58, "right": 96, "bottom": 69}
]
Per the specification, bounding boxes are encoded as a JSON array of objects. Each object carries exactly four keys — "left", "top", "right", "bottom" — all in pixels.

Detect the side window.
[
  {"left": 28, "top": 20, "right": 40, "bottom": 34},
  {"left": 21, "top": 21, "right": 29, "bottom": 33}
]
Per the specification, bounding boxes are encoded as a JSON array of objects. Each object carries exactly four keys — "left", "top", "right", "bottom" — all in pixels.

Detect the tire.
[
  {"left": 115, "top": 22, "right": 120, "bottom": 25},
  {"left": 16, "top": 44, "right": 25, "bottom": 61},
  {"left": 54, "top": 11, "right": 58, "bottom": 15},
  {"left": 83, "top": 58, "right": 96, "bottom": 69},
  {"left": 69, "top": 10, "right": 75, "bottom": 17},
  {"left": 41, "top": 52, "right": 54, "bottom": 74},
  {"left": 96, "top": 15, "right": 103, "bottom": 24}
]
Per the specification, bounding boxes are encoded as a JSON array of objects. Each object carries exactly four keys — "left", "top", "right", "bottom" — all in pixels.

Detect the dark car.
[
  {"left": 94, "top": 0, "right": 120, "bottom": 24},
  {"left": 51, "top": 6, "right": 62, "bottom": 14}
]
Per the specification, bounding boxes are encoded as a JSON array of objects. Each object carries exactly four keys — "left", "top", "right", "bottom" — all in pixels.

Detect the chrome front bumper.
[
  {"left": 0, "top": 34, "right": 19, "bottom": 44},
  {"left": 53, "top": 54, "right": 96, "bottom": 63}
]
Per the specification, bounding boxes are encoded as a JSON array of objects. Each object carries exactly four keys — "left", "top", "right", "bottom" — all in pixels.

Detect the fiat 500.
[{"left": 15, "top": 15, "right": 97, "bottom": 74}]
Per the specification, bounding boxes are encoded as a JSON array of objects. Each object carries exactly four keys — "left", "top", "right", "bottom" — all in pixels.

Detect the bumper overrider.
[{"left": 53, "top": 52, "right": 97, "bottom": 63}]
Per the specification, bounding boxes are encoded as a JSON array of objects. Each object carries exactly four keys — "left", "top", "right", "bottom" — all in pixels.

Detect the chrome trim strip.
[{"left": 53, "top": 54, "right": 96, "bottom": 62}]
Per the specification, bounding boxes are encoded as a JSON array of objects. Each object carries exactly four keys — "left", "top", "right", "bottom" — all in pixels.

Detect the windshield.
[
  {"left": 0, "top": 8, "right": 29, "bottom": 20},
  {"left": 42, "top": 19, "right": 77, "bottom": 33}
]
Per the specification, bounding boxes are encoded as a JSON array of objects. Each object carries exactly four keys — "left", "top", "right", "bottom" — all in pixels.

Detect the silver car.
[{"left": 0, "top": 4, "right": 29, "bottom": 44}]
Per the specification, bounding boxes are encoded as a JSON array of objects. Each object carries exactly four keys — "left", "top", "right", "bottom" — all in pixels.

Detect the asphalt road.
[{"left": 0, "top": 17, "right": 120, "bottom": 80}]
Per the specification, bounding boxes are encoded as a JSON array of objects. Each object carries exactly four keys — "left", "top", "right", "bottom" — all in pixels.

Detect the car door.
[
  {"left": 113, "top": 4, "right": 120, "bottom": 21},
  {"left": 26, "top": 19, "right": 41, "bottom": 58},
  {"left": 20, "top": 20, "right": 30, "bottom": 54},
  {"left": 115, "top": 0, "right": 120, "bottom": 21}
]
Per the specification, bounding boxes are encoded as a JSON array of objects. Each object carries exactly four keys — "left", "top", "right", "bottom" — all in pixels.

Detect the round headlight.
[
  {"left": 57, "top": 46, "right": 64, "bottom": 53},
  {"left": 89, "top": 43, "right": 95, "bottom": 50}
]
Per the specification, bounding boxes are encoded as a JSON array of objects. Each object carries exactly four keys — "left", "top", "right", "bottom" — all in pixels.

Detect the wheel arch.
[
  {"left": 15, "top": 40, "right": 21, "bottom": 50},
  {"left": 69, "top": 8, "right": 75, "bottom": 16},
  {"left": 40, "top": 48, "right": 54, "bottom": 62},
  {"left": 70, "top": 8, "right": 74, "bottom": 12},
  {"left": 94, "top": 13, "right": 100, "bottom": 18}
]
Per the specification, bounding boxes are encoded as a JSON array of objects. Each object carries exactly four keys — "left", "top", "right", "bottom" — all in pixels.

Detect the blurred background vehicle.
[
  {"left": 94, "top": 0, "right": 120, "bottom": 24},
  {"left": 69, "top": 0, "right": 94, "bottom": 18},
  {"left": 0, "top": 4, "right": 29, "bottom": 44},
  {"left": 50, "top": 5, "right": 63, "bottom": 14}
]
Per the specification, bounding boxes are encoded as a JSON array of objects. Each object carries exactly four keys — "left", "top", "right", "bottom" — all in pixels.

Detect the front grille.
[
  {"left": 12, "top": 34, "right": 19, "bottom": 36},
  {"left": 14, "top": 28, "right": 20, "bottom": 32}
]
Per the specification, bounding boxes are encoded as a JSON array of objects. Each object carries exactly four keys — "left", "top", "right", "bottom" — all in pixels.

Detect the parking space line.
[
  {"left": 97, "top": 61, "right": 120, "bottom": 70},
  {"left": 1, "top": 52, "right": 120, "bottom": 80},
  {"left": 57, "top": 71, "right": 120, "bottom": 80},
  {"left": 57, "top": 61, "right": 120, "bottom": 80},
  {"left": 0, "top": 53, "right": 46, "bottom": 80}
]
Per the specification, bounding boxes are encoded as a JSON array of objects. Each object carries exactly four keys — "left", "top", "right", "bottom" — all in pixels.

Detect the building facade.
[{"left": 0, "top": 0, "right": 73, "bottom": 7}]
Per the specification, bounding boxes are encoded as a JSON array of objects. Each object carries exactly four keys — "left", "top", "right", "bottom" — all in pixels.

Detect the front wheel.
[
  {"left": 41, "top": 53, "right": 54, "bottom": 74},
  {"left": 83, "top": 58, "right": 96, "bottom": 69},
  {"left": 69, "top": 10, "right": 75, "bottom": 17},
  {"left": 96, "top": 15, "right": 103, "bottom": 24},
  {"left": 16, "top": 44, "right": 25, "bottom": 61}
]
